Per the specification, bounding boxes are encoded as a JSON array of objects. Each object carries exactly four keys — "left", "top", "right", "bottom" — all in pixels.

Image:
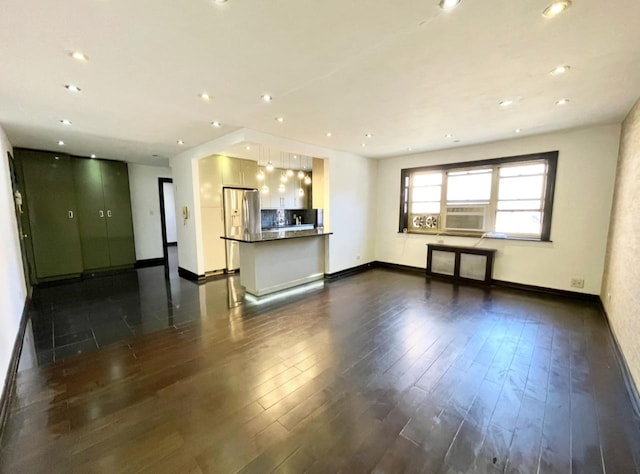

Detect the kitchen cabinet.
[
  {"left": 262, "top": 169, "right": 310, "bottom": 209},
  {"left": 220, "top": 156, "right": 258, "bottom": 188},
  {"left": 73, "top": 158, "right": 135, "bottom": 269},
  {"left": 19, "top": 150, "right": 84, "bottom": 279}
]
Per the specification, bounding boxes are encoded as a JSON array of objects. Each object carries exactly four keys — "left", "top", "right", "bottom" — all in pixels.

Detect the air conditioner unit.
[
  {"left": 445, "top": 205, "right": 487, "bottom": 231},
  {"left": 410, "top": 214, "right": 439, "bottom": 230}
]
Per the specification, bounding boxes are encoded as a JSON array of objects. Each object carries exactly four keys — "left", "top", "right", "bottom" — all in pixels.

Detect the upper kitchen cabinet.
[
  {"left": 220, "top": 156, "right": 258, "bottom": 188},
  {"left": 73, "top": 158, "right": 135, "bottom": 270},
  {"left": 261, "top": 168, "right": 312, "bottom": 209},
  {"left": 199, "top": 155, "right": 223, "bottom": 207},
  {"left": 18, "top": 149, "right": 84, "bottom": 280}
]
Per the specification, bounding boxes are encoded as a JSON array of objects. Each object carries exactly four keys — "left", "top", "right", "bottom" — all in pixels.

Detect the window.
[{"left": 399, "top": 151, "right": 557, "bottom": 241}]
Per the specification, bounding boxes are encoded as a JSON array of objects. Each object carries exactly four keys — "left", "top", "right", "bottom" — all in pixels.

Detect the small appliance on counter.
[{"left": 223, "top": 187, "right": 261, "bottom": 272}]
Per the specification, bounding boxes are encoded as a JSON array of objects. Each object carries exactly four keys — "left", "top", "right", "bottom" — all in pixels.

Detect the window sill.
[{"left": 397, "top": 230, "right": 551, "bottom": 243}]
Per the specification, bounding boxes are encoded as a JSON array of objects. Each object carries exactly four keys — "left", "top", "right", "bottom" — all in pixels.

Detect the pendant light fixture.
[
  {"left": 304, "top": 175, "right": 312, "bottom": 185},
  {"left": 266, "top": 148, "right": 274, "bottom": 172},
  {"left": 286, "top": 153, "right": 294, "bottom": 177}
]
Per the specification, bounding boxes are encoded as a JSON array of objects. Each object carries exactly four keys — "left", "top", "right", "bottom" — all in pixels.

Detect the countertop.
[
  {"left": 221, "top": 228, "right": 332, "bottom": 243},
  {"left": 261, "top": 223, "right": 315, "bottom": 231}
]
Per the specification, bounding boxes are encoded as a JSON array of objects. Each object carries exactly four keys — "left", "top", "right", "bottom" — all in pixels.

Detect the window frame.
[{"left": 398, "top": 151, "right": 558, "bottom": 241}]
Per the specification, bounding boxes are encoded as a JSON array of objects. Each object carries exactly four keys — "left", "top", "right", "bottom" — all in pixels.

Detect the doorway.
[{"left": 158, "top": 178, "right": 177, "bottom": 272}]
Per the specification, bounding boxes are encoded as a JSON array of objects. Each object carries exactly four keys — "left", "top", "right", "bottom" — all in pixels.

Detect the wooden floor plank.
[{"left": 2, "top": 267, "right": 639, "bottom": 472}]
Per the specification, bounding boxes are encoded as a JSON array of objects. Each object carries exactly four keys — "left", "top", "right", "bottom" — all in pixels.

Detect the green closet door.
[
  {"left": 73, "top": 158, "right": 110, "bottom": 270},
  {"left": 101, "top": 160, "right": 135, "bottom": 266},
  {"left": 20, "top": 151, "right": 83, "bottom": 279}
]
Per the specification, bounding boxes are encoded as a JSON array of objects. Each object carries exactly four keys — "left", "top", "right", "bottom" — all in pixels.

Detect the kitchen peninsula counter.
[
  {"left": 221, "top": 228, "right": 332, "bottom": 243},
  {"left": 220, "top": 229, "right": 331, "bottom": 296}
]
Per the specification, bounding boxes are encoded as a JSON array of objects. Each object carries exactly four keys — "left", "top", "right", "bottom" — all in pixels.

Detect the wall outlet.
[{"left": 571, "top": 278, "right": 585, "bottom": 289}]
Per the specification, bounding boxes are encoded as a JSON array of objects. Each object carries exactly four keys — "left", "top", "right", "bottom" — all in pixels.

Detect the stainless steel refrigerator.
[{"left": 223, "top": 187, "right": 261, "bottom": 271}]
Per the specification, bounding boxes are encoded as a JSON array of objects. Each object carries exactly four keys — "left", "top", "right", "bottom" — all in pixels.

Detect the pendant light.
[
  {"left": 266, "top": 148, "right": 274, "bottom": 172},
  {"left": 304, "top": 175, "right": 312, "bottom": 185},
  {"left": 286, "top": 153, "right": 294, "bottom": 177},
  {"left": 261, "top": 184, "right": 269, "bottom": 194},
  {"left": 278, "top": 183, "right": 286, "bottom": 193}
]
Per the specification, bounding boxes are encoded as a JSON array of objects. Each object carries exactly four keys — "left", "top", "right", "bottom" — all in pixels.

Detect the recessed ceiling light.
[
  {"left": 70, "top": 51, "right": 89, "bottom": 62},
  {"left": 60, "top": 119, "right": 72, "bottom": 125},
  {"left": 64, "top": 84, "right": 81, "bottom": 92},
  {"left": 445, "top": 133, "right": 454, "bottom": 139},
  {"left": 555, "top": 98, "right": 570, "bottom": 106},
  {"left": 542, "top": 1, "right": 571, "bottom": 18},
  {"left": 261, "top": 94, "right": 273, "bottom": 102},
  {"left": 211, "top": 121, "right": 222, "bottom": 127},
  {"left": 326, "top": 132, "right": 332, "bottom": 137},
  {"left": 550, "top": 64, "right": 570, "bottom": 75},
  {"left": 90, "top": 154, "right": 97, "bottom": 158},
  {"left": 407, "top": 147, "right": 413, "bottom": 151},
  {"left": 293, "top": 155, "right": 298, "bottom": 159},
  {"left": 245, "top": 145, "right": 251, "bottom": 150},
  {"left": 275, "top": 117, "right": 284, "bottom": 123},
  {"left": 439, "top": 0, "right": 461, "bottom": 10},
  {"left": 365, "top": 133, "right": 373, "bottom": 138},
  {"left": 57, "top": 140, "right": 65, "bottom": 146},
  {"left": 177, "top": 139, "right": 185, "bottom": 145},
  {"left": 361, "top": 143, "right": 366, "bottom": 147},
  {"left": 514, "top": 128, "right": 522, "bottom": 133},
  {"left": 214, "top": 0, "right": 228, "bottom": 3},
  {"left": 200, "top": 93, "right": 211, "bottom": 101},
  {"left": 499, "top": 99, "right": 514, "bottom": 107}
]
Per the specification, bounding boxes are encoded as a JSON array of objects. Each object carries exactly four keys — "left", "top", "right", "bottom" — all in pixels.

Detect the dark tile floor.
[{"left": 29, "top": 247, "right": 220, "bottom": 365}]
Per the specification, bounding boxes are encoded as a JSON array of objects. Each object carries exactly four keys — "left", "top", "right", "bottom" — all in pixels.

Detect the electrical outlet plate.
[{"left": 571, "top": 278, "right": 585, "bottom": 289}]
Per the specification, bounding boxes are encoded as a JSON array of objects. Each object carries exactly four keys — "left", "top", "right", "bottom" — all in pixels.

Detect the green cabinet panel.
[
  {"left": 19, "top": 150, "right": 83, "bottom": 279},
  {"left": 101, "top": 160, "right": 135, "bottom": 266},
  {"left": 73, "top": 159, "right": 110, "bottom": 270}
]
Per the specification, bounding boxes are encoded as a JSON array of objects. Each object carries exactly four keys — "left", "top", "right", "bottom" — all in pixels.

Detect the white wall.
[
  {"left": 0, "top": 124, "right": 27, "bottom": 394},
  {"left": 128, "top": 164, "right": 172, "bottom": 261},
  {"left": 375, "top": 124, "right": 621, "bottom": 294},
  {"left": 162, "top": 182, "right": 177, "bottom": 243},
  {"left": 170, "top": 128, "right": 376, "bottom": 276}
]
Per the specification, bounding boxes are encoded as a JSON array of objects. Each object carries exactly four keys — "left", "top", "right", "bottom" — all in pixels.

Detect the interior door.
[
  {"left": 20, "top": 150, "right": 83, "bottom": 279},
  {"left": 101, "top": 160, "right": 135, "bottom": 266},
  {"left": 73, "top": 158, "right": 110, "bottom": 270}
]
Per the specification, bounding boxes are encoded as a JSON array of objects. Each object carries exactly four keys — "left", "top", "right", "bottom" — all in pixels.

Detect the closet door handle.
[
  {"left": 68, "top": 210, "right": 74, "bottom": 219},
  {"left": 99, "top": 210, "right": 104, "bottom": 218},
  {"left": 107, "top": 210, "right": 112, "bottom": 218}
]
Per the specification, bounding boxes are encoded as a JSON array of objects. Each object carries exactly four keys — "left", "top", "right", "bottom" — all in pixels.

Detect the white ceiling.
[{"left": 1, "top": 0, "right": 639, "bottom": 167}]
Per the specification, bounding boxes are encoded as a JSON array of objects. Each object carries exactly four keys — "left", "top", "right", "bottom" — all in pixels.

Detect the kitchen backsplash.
[{"left": 261, "top": 209, "right": 323, "bottom": 229}]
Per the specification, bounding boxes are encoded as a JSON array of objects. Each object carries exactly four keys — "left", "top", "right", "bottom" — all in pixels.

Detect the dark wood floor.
[{"left": 1, "top": 268, "right": 639, "bottom": 473}]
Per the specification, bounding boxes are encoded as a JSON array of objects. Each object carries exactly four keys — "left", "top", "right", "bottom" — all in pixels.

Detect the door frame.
[
  {"left": 158, "top": 177, "right": 173, "bottom": 263},
  {"left": 6, "top": 151, "right": 33, "bottom": 289}
]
